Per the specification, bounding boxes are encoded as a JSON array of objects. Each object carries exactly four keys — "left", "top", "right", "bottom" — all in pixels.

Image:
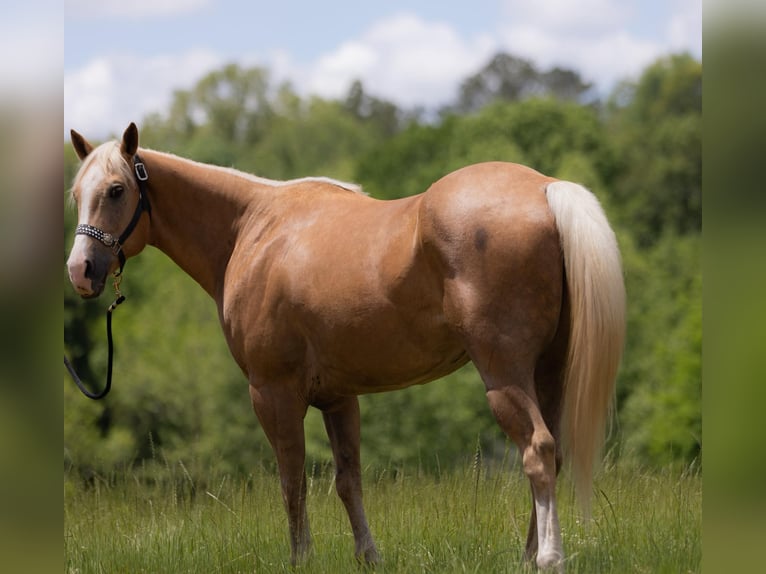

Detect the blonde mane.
[{"left": 153, "top": 150, "right": 366, "bottom": 195}]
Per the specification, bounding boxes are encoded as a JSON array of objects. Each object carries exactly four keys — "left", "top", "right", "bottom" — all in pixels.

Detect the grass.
[{"left": 65, "top": 459, "right": 700, "bottom": 573}]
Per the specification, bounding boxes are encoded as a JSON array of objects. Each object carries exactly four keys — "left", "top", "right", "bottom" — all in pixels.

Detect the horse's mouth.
[
  {"left": 79, "top": 289, "right": 103, "bottom": 300},
  {"left": 71, "top": 276, "right": 106, "bottom": 299}
]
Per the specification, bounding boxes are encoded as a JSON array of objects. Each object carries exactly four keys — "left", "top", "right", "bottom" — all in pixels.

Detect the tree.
[
  {"left": 344, "top": 80, "right": 403, "bottom": 139},
  {"left": 248, "top": 95, "right": 375, "bottom": 181},
  {"left": 606, "top": 53, "right": 702, "bottom": 247},
  {"left": 452, "top": 52, "right": 593, "bottom": 114},
  {"left": 354, "top": 118, "right": 457, "bottom": 199},
  {"left": 617, "top": 234, "right": 701, "bottom": 466},
  {"left": 140, "top": 64, "right": 275, "bottom": 166}
]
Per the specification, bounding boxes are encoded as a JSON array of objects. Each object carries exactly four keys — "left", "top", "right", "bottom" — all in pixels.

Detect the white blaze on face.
[{"left": 67, "top": 161, "right": 103, "bottom": 296}]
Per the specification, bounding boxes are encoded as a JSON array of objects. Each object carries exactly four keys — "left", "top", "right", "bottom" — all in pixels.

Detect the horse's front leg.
[
  {"left": 249, "top": 382, "right": 311, "bottom": 564},
  {"left": 322, "top": 396, "right": 380, "bottom": 564}
]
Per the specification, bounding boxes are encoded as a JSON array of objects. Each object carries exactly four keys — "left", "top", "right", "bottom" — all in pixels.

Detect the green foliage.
[
  {"left": 618, "top": 233, "right": 701, "bottom": 465},
  {"left": 64, "top": 51, "right": 701, "bottom": 480},
  {"left": 354, "top": 118, "right": 458, "bottom": 199},
  {"left": 606, "top": 53, "right": 702, "bottom": 247},
  {"left": 247, "top": 96, "right": 372, "bottom": 180},
  {"left": 356, "top": 364, "right": 496, "bottom": 471}
]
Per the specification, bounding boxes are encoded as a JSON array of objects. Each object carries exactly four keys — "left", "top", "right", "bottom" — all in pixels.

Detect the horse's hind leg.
[
  {"left": 249, "top": 382, "right": 312, "bottom": 565},
  {"left": 322, "top": 396, "right": 380, "bottom": 563},
  {"left": 525, "top": 337, "right": 567, "bottom": 564},
  {"left": 484, "top": 371, "right": 564, "bottom": 572},
  {"left": 450, "top": 281, "right": 564, "bottom": 570}
]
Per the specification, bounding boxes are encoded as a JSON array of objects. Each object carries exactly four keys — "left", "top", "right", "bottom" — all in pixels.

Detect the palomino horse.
[{"left": 66, "top": 123, "right": 625, "bottom": 571}]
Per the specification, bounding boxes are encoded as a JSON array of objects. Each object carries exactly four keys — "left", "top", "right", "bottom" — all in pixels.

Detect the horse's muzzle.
[{"left": 67, "top": 243, "right": 111, "bottom": 298}]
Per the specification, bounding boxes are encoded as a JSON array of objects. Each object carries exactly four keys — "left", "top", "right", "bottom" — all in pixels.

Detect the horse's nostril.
[{"left": 84, "top": 258, "right": 93, "bottom": 279}]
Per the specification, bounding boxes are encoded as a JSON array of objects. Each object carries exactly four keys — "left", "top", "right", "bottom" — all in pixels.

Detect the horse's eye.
[{"left": 108, "top": 184, "right": 124, "bottom": 199}]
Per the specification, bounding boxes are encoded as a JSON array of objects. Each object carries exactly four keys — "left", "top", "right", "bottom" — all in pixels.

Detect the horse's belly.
[{"left": 302, "top": 303, "right": 468, "bottom": 395}]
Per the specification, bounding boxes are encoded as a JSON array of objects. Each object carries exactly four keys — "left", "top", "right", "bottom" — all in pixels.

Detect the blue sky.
[{"left": 65, "top": 0, "right": 701, "bottom": 139}]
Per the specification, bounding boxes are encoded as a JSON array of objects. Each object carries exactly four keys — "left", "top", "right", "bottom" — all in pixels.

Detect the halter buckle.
[{"left": 134, "top": 161, "right": 149, "bottom": 181}]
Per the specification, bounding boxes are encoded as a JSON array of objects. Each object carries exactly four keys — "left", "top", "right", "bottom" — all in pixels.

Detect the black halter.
[{"left": 74, "top": 154, "right": 151, "bottom": 274}]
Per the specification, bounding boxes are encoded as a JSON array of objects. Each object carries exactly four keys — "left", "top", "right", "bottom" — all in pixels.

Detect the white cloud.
[
  {"left": 306, "top": 13, "right": 496, "bottom": 106},
  {"left": 499, "top": 0, "right": 700, "bottom": 90},
  {"left": 502, "top": 0, "right": 631, "bottom": 35},
  {"left": 66, "top": 0, "right": 210, "bottom": 19},
  {"left": 65, "top": 50, "right": 221, "bottom": 138},
  {"left": 666, "top": 0, "right": 703, "bottom": 54},
  {"left": 500, "top": 24, "right": 663, "bottom": 90}
]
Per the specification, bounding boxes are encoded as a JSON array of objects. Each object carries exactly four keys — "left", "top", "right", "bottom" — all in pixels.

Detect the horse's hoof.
[
  {"left": 536, "top": 551, "right": 564, "bottom": 573},
  {"left": 356, "top": 546, "right": 381, "bottom": 567}
]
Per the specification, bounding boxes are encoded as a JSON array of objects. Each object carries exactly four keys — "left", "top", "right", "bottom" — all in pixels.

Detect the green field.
[{"left": 65, "top": 460, "right": 700, "bottom": 573}]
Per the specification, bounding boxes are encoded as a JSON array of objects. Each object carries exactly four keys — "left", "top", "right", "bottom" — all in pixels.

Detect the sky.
[{"left": 64, "top": 0, "right": 701, "bottom": 140}]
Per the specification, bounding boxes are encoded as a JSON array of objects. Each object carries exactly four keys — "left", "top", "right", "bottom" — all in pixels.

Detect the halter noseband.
[{"left": 75, "top": 154, "right": 151, "bottom": 275}]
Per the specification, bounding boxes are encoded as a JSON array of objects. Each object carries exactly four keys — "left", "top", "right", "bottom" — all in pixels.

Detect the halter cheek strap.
[{"left": 75, "top": 154, "right": 152, "bottom": 274}]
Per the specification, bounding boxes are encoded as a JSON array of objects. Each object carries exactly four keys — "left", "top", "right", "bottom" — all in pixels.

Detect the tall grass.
[{"left": 65, "top": 458, "right": 700, "bottom": 573}]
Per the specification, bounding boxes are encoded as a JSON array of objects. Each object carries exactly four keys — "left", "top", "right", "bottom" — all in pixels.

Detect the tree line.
[{"left": 64, "top": 51, "right": 701, "bottom": 480}]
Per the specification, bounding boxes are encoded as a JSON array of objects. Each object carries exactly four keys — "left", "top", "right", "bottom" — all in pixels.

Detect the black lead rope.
[{"left": 64, "top": 279, "right": 126, "bottom": 400}]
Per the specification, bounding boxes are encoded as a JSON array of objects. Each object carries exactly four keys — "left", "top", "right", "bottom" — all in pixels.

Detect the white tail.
[{"left": 545, "top": 181, "right": 626, "bottom": 511}]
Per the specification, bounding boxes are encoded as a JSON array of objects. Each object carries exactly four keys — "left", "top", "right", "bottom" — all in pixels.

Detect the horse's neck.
[{"left": 143, "top": 150, "right": 264, "bottom": 299}]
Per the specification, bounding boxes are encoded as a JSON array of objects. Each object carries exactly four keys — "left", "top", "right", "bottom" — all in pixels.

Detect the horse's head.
[{"left": 67, "top": 123, "right": 151, "bottom": 298}]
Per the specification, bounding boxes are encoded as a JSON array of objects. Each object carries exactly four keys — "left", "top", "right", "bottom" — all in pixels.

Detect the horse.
[{"left": 66, "top": 122, "right": 625, "bottom": 572}]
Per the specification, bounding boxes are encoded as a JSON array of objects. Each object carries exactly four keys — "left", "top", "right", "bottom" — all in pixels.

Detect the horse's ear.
[
  {"left": 120, "top": 122, "right": 139, "bottom": 157},
  {"left": 71, "top": 129, "right": 94, "bottom": 160}
]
